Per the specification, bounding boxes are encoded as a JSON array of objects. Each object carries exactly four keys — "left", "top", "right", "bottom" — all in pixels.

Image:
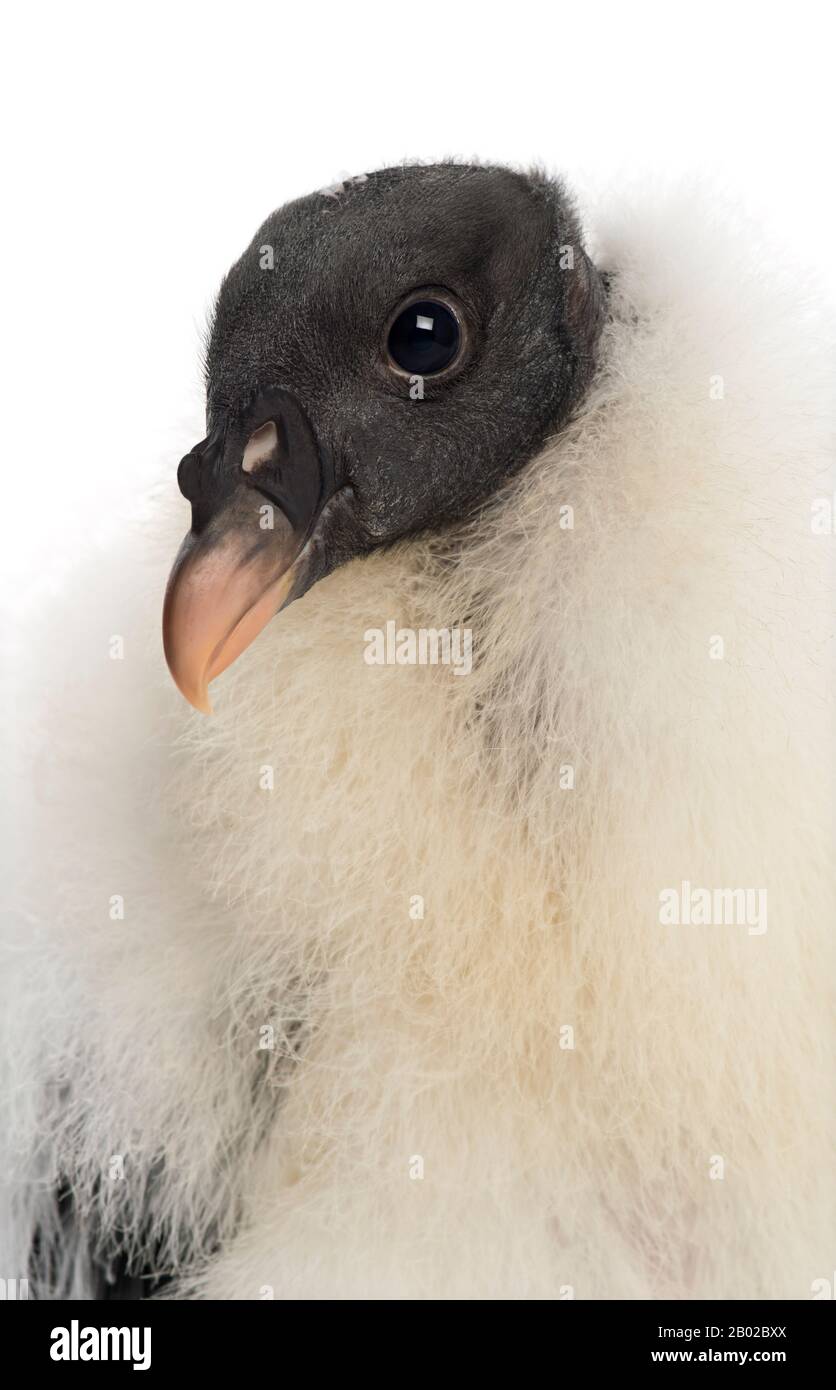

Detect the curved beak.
[
  {"left": 163, "top": 389, "right": 330, "bottom": 714},
  {"left": 163, "top": 497, "right": 302, "bottom": 714}
]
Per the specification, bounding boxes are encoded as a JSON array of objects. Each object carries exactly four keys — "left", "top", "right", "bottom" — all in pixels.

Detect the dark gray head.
[{"left": 163, "top": 162, "right": 607, "bottom": 711}]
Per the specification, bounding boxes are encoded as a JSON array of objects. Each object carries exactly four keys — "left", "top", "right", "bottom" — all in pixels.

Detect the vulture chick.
[{"left": 2, "top": 163, "right": 834, "bottom": 1301}]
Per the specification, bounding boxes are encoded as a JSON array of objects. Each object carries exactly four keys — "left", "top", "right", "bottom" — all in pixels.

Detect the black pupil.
[{"left": 387, "top": 300, "right": 460, "bottom": 375}]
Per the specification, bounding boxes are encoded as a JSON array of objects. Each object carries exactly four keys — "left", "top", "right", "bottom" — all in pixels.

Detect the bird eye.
[{"left": 385, "top": 295, "right": 463, "bottom": 377}]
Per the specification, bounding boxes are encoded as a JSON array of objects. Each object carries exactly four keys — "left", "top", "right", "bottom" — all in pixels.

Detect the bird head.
[{"left": 163, "top": 162, "right": 607, "bottom": 712}]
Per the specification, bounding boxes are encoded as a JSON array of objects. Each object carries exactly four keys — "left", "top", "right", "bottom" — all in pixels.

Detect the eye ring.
[{"left": 381, "top": 288, "right": 470, "bottom": 382}]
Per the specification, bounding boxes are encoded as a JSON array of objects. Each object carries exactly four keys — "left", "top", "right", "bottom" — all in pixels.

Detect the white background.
[{"left": 2, "top": 0, "right": 834, "bottom": 607}]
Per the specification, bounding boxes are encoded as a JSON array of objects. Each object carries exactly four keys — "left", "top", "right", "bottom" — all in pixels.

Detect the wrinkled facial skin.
[
  {"left": 164, "top": 163, "right": 607, "bottom": 711},
  {"left": 210, "top": 162, "right": 605, "bottom": 550}
]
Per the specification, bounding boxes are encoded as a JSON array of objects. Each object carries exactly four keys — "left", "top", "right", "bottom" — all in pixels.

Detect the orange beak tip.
[
  {"left": 189, "top": 680, "right": 214, "bottom": 716},
  {"left": 167, "top": 668, "right": 214, "bottom": 716},
  {"left": 163, "top": 530, "right": 298, "bottom": 713}
]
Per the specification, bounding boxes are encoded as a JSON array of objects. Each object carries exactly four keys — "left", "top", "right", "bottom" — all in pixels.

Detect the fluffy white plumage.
[{"left": 2, "top": 180, "right": 834, "bottom": 1299}]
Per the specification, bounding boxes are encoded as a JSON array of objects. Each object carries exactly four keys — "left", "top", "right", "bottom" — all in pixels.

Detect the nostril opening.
[{"left": 242, "top": 420, "right": 279, "bottom": 475}]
